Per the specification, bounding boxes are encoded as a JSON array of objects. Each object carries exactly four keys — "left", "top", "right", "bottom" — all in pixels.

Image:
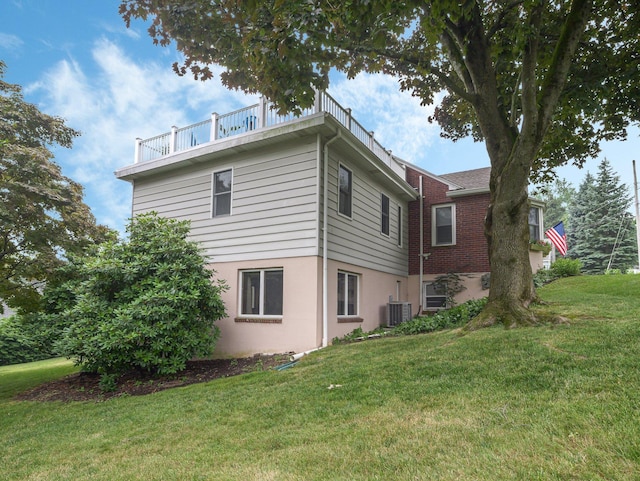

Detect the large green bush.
[
  {"left": 533, "top": 258, "right": 583, "bottom": 287},
  {"left": 59, "top": 213, "right": 227, "bottom": 383},
  {"left": 551, "top": 258, "right": 582, "bottom": 277}
]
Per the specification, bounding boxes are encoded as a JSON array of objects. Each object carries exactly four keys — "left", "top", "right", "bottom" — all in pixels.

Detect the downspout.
[
  {"left": 322, "top": 131, "right": 341, "bottom": 347},
  {"left": 418, "top": 176, "right": 424, "bottom": 314}
]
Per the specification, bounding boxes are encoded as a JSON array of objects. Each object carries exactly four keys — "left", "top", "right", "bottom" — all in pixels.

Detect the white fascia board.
[
  {"left": 115, "top": 113, "right": 330, "bottom": 181},
  {"left": 446, "top": 186, "right": 490, "bottom": 198}
]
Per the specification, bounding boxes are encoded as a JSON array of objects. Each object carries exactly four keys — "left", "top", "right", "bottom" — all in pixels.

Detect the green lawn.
[{"left": 2, "top": 274, "right": 639, "bottom": 480}]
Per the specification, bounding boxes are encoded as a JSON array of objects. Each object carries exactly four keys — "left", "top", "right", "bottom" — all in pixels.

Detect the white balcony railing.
[{"left": 134, "top": 91, "right": 393, "bottom": 168}]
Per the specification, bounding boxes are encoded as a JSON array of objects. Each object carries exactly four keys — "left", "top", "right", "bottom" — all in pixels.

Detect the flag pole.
[{"left": 633, "top": 160, "right": 640, "bottom": 272}]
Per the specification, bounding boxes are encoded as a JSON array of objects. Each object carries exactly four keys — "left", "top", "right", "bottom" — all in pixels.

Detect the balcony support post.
[
  {"left": 170, "top": 126, "right": 178, "bottom": 154},
  {"left": 258, "top": 97, "right": 267, "bottom": 128},
  {"left": 134, "top": 138, "right": 142, "bottom": 163},
  {"left": 211, "top": 113, "right": 219, "bottom": 141}
]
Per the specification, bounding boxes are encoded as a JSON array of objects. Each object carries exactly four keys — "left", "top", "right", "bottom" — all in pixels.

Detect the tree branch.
[
  {"left": 486, "top": 0, "right": 526, "bottom": 39},
  {"left": 519, "top": 1, "right": 543, "bottom": 139},
  {"left": 537, "top": 0, "right": 593, "bottom": 142},
  {"left": 439, "top": 27, "right": 475, "bottom": 98}
]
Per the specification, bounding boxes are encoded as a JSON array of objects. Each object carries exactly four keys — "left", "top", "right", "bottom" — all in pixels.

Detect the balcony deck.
[{"left": 134, "top": 91, "right": 395, "bottom": 168}]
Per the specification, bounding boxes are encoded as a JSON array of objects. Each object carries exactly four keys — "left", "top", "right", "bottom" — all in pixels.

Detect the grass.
[
  {"left": 0, "top": 357, "right": 78, "bottom": 400},
  {"left": 2, "top": 274, "right": 640, "bottom": 480}
]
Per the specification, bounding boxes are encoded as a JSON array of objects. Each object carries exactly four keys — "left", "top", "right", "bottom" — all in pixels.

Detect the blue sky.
[{"left": 2, "top": 0, "right": 638, "bottom": 233}]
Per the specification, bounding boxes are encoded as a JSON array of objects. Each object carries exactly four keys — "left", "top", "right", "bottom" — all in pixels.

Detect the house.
[
  {"left": 115, "top": 92, "right": 546, "bottom": 357},
  {"left": 116, "top": 92, "right": 417, "bottom": 357},
  {"left": 402, "top": 164, "right": 546, "bottom": 312}
]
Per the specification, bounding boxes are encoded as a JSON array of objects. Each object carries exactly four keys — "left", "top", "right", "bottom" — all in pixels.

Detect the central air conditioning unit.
[{"left": 386, "top": 302, "right": 412, "bottom": 327}]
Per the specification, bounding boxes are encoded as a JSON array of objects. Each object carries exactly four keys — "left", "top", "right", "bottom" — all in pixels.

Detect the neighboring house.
[
  {"left": 115, "top": 93, "right": 546, "bottom": 356},
  {"left": 403, "top": 163, "right": 545, "bottom": 312},
  {"left": 116, "top": 92, "right": 417, "bottom": 357}
]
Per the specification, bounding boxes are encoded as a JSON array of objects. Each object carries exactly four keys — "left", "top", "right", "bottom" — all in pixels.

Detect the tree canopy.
[
  {"left": 120, "top": 0, "right": 640, "bottom": 327},
  {"left": 0, "top": 62, "right": 113, "bottom": 313}
]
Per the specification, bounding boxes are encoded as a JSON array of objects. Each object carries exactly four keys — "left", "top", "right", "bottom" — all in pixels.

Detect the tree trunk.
[{"left": 466, "top": 147, "right": 540, "bottom": 329}]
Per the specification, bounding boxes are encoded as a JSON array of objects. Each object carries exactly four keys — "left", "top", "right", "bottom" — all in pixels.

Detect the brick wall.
[{"left": 406, "top": 167, "right": 491, "bottom": 276}]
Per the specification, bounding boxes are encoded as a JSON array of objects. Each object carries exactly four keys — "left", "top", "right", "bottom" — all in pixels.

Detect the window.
[
  {"left": 432, "top": 204, "right": 456, "bottom": 245},
  {"left": 381, "top": 193, "right": 390, "bottom": 236},
  {"left": 424, "top": 282, "right": 447, "bottom": 310},
  {"left": 338, "top": 165, "right": 352, "bottom": 217},
  {"left": 212, "top": 169, "right": 232, "bottom": 217},
  {"left": 397, "top": 205, "right": 403, "bottom": 246},
  {"left": 337, "top": 271, "right": 359, "bottom": 316},
  {"left": 529, "top": 206, "right": 541, "bottom": 241},
  {"left": 240, "top": 269, "right": 283, "bottom": 316}
]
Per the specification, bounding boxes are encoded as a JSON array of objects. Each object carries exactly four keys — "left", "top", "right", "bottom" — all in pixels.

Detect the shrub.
[
  {"left": 393, "top": 298, "right": 487, "bottom": 336},
  {"left": 59, "top": 213, "right": 227, "bottom": 384},
  {"left": 551, "top": 258, "right": 582, "bottom": 277},
  {"left": 0, "top": 316, "right": 39, "bottom": 365},
  {"left": 0, "top": 313, "right": 59, "bottom": 366},
  {"left": 605, "top": 268, "right": 623, "bottom": 275},
  {"left": 533, "top": 268, "right": 557, "bottom": 288}
]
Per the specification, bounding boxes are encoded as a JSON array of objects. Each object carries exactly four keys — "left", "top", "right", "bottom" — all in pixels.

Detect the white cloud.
[
  {"left": 0, "top": 32, "right": 23, "bottom": 50},
  {"left": 328, "top": 72, "right": 442, "bottom": 165},
  {"left": 29, "top": 38, "right": 257, "bottom": 233}
]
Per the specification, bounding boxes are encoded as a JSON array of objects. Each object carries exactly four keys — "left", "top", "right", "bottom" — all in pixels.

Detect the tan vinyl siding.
[
  {"left": 132, "top": 138, "right": 319, "bottom": 262},
  {"left": 326, "top": 153, "right": 409, "bottom": 276}
]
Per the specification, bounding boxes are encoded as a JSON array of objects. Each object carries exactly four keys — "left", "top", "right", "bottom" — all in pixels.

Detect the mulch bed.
[{"left": 15, "top": 354, "right": 291, "bottom": 403}]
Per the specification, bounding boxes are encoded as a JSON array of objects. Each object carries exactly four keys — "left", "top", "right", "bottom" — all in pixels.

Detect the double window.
[
  {"left": 337, "top": 271, "right": 359, "bottom": 316},
  {"left": 339, "top": 165, "right": 352, "bottom": 217},
  {"left": 240, "top": 269, "right": 283, "bottom": 316},
  {"left": 212, "top": 169, "right": 232, "bottom": 217},
  {"left": 432, "top": 204, "right": 456, "bottom": 246}
]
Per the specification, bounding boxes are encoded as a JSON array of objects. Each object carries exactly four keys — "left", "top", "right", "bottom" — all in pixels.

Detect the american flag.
[{"left": 545, "top": 221, "right": 568, "bottom": 256}]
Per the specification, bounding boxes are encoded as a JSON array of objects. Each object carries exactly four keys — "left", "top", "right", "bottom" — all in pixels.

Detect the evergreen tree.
[
  {"left": 534, "top": 179, "right": 576, "bottom": 231},
  {"left": 568, "top": 160, "right": 636, "bottom": 273}
]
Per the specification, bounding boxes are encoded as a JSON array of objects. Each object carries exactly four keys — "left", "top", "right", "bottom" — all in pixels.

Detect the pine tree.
[
  {"left": 568, "top": 159, "right": 637, "bottom": 273},
  {"left": 534, "top": 179, "right": 576, "bottom": 231}
]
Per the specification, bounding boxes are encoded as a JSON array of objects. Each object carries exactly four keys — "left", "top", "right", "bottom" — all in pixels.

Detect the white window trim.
[
  {"left": 338, "top": 164, "right": 353, "bottom": 219},
  {"left": 432, "top": 203, "right": 456, "bottom": 246},
  {"left": 423, "top": 281, "right": 448, "bottom": 311},
  {"left": 528, "top": 204, "right": 544, "bottom": 241},
  {"left": 238, "top": 268, "right": 283, "bottom": 318},
  {"left": 337, "top": 271, "right": 360, "bottom": 317},
  {"left": 381, "top": 193, "right": 390, "bottom": 237},
  {"left": 211, "top": 167, "right": 233, "bottom": 218}
]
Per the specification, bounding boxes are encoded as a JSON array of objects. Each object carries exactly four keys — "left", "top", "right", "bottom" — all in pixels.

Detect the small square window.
[{"left": 424, "top": 282, "right": 447, "bottom": 310}]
